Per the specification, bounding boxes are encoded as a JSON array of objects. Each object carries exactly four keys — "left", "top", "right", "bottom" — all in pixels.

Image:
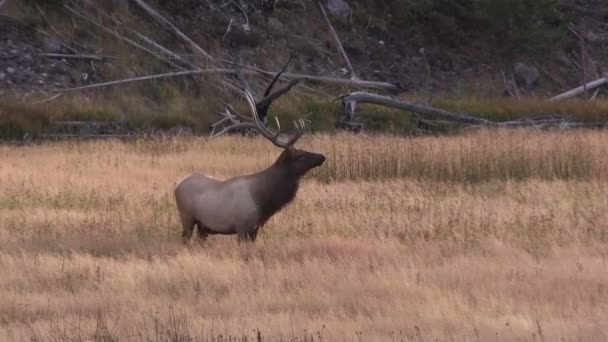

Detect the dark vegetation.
[{"left": 0, "top": 0, "right": 607, "bottom": 139}]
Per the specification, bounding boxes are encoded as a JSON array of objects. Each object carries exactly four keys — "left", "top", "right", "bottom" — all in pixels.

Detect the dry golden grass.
[{"left": 1, "top": 130, "right": 608, "bottom": 341}]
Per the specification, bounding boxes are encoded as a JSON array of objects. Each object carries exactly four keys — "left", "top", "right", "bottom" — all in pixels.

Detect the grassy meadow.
[{"left": 1, "top": 130, "right": 608, "bottom": 341}]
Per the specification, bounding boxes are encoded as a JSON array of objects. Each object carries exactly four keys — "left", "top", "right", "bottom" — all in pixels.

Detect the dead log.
[
  {"left": 56, "top": 69, "right": 231, "bottom": 93},
  {"left": 255, "top": 70, "right": 397, "bottom": 89},
  {"left": 130, "top": 0, "right": 213, "bottom": 61},
  {"left": 317, "top": 1, "right": 357, "bottom": 80},
  {"left": 64, "top": 4, "right": 184, "bottom": 70},
  {"left": 550, "top": 76, "right": 608, "bottom": 101},
  {"left": 132, "top": 31, "right": 199, "bottom": 69},
  {"left": 338, "top": 91, "right": 492, "bottom": 126},
  {"left": 38, "top": 53, "right": 114, "bottom": 61},
  {"left": 56, "top": 68, "right": 397, "bottom": 93}
]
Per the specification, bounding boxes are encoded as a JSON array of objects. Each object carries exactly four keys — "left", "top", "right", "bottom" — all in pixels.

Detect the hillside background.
[{"left": 1, "top": 0, "right": 607, "bottom": 137}]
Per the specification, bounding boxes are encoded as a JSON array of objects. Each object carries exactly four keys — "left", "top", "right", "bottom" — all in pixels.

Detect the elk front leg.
[
  {"left": 248, "top": 225, "right": 262, "bottom": 242},
  {"left": 179, "top": 214, "right": 196, "bottom": 244},
  {"left": 197, "top": 223, "right": 210, "bottom": 244}
]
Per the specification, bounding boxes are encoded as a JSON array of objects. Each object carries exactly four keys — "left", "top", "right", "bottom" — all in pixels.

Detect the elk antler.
[{"left": 211, "top": 90, "right": 306, "bottom": 148}]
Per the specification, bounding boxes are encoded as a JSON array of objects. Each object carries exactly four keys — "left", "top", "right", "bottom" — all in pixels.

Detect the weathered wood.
[
  {"left": 38, "top": 53, "right": 113, "bottom": 61},
  {"left": 130, "top": 0, "right": 213, "bottom": 61},
  {"left": 317, "top": 1, "right": 357, "bottom": 80},
  {"left": 339, "top": 91, "right": 492, "bottom": 126},
  {"left": 56, "top": 69, "right": 230, "bottom": 92},
  {"left": 256, "top": 70, "right": 397, "bottom": 89},
  {"left": 56, "top": 68, "right": 398, "bottom": 93},
  {"left": 38, "top": 134, "right": 136, "bottom": 139},
  {"left": 132, "top": 31, "right": 199, "bottom": 69},
  {"left": 550, "top": 76, "right": 608, "bottom": 101},
  {"left": 64, "top": 4, "right": 184, "bottom": 70}
]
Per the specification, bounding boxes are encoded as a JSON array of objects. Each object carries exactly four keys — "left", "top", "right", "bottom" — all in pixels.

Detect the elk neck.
[{"left": 249, "top": 156, "right": 301, "bottom": 225}]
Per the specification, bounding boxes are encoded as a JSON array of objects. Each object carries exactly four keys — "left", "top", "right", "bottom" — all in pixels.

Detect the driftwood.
[
  {"left": 339, "top": 91, "right": 608, "bottom": 132},
  {"left": 38, "top": 53, "right": 114, "bottom": 61},
  {"left": 317, "top": 1, "right": 357, "bottom": 80},
  {"left": 255, "top": 69, "right": 397, "bottom": 89},
  {"left": 56, "top": 69, "right": 231, "bottom": 93},
  {"left": 64, "top": 4, "right": 184, "bottom": 70},
  {"left": 130, "top": 0, "right": 213, "bottom": 61},
  {"left": 132, "top": 31, "right": 198, "bottom": 69},
  {"left": 338, "top": 91, "right": 491, "bottom": 126},
  {"left": 56, "top": 68, "right": 397, "bottom": 93},
  {"left": 550, "top": 76, "right": 608, "bottom": 101}
]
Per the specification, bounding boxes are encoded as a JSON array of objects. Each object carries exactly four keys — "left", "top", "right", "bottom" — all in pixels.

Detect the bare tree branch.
[
  {"left": 550, "top": 76, "right": 608, "bottom": 101},
  {"left": 64, "top": 4, "right": 184, "bottom": 70},
  {"left": 317, "top": 1, "right": 357, "bottom": 80},
  {"left": 55, "top": 68, "right": 398, "bottom": 94},
  {"left": 38, "top": 53, "right": 114, "bottom": 61},
  {"left": 55, "top": 69, "right": 232, "bottom": 93},
  {"left": 130, "top": 0, "right": 213, "bottom": 61},
  {"left": 132, "top": 31, "right": 198, "bottom": 69}
]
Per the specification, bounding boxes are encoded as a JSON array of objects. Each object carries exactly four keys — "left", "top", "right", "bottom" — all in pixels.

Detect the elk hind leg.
[
  {"left": 237, "top": 226, "right": 259, "bottom": 244},
  {"left": 237, "top": 230, "right": 255, "bottom": 244},
  {"left": 196, "top": 221, "right": 210, "bottom": 244}
]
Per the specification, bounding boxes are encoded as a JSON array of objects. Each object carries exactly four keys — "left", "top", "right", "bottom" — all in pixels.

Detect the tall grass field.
[{"left": 1, "top": 129, "right": 607, "bottom": 341}]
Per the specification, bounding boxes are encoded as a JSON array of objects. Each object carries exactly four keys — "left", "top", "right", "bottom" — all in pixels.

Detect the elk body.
[{"left": 174, "top": 91, "right": 325, "bottom": 244}]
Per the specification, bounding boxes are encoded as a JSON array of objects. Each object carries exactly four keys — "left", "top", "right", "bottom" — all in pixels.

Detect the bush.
[{"left": 0, "top": 102, "right": 50, "bottom": 139}]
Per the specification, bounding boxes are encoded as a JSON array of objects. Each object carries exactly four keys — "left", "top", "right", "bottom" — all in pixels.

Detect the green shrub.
[{"left": 0, "top": 102, "right": 50, "bottom": 139}]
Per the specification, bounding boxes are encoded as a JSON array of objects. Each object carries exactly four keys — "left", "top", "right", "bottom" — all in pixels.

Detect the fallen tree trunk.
[
  {"left": 56, "top": 69, "right": 398, "bottom": 93},
  {"left": 130, "top": 0, "right": 213, "bottom": 61},
  {"left": 550, "top": 76, "right": 608, "bottom": 101},
  {"left": 38, "top": 53, "right": 114, "bottom": 61},
  {"left": 317, "top": 1, "right": 357, "bottom": 80},
  {"left": 338, "top": 91, "right": 492, "bottom": 126},
  {"left": 64, "top": 4, "right": 184, "bottom": 70}
]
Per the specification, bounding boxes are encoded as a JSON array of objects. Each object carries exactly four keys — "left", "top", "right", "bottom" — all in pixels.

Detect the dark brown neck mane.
[{"left": 249, "top": 156, "right": 301, "bottom": 226}]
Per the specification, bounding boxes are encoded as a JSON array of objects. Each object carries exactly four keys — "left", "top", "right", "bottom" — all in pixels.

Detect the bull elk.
[{"left": 174, "top": 91, "right": 326, "bottom": 244}]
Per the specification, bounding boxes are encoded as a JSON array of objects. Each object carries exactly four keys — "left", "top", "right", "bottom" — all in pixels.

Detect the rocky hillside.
[{"left": 0, "top": 0, "right": 607, "bottom": 137}]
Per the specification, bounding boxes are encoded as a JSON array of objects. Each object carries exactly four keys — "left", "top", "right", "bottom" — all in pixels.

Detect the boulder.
[
  {"left": 327, "top": 0, "right": 351, "bottom": 19},
  {"left": 267, "top": 17, "right": 283, "bottom": 31},
  {"left": 513, "top": 62, "right": 539, "bottom": 87}
]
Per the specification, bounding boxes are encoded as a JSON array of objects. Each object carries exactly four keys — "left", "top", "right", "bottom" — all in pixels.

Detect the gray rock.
[
  {"left": 0, "top": 72, "right": 5, "bottom": 80},
  {"left": 267, "top": 17, "right": 283, "bottom": 31},
  {"left": 327, "top": 0, "right": 351, "bottom": 19},
  {"left": 43, "top": 37, "right": 63, "bottom": 53},
  {"left": 513, "top": 62, "right": 539, "bottom": 87},
  {"left": 6, "top": 67, "right": 15, "bottom": 74},
  {"left": 20, "top": 54, "right": 34, "bottom": 66},
  {"left": 556, "top": 54, "right": 571, "bottom": 67}
]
